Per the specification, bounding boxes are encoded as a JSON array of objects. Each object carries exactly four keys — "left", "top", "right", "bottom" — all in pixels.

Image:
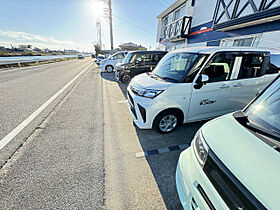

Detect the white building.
[{"left": 156, "top": 0, "right": 280, "bottom": 51}]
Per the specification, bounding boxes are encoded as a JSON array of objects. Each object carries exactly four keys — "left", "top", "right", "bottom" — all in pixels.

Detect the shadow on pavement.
[
  {"left": 102, "top": 71, "right": 206, "bottom": 209},
  {"left": 100, "top": 71, "right": 118, "bottom": 82}
]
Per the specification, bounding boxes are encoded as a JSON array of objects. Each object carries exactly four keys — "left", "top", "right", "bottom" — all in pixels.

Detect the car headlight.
[
  {"left": 193, "top": 129, "right": 209, "bottom": 166},
  {"left": 140, "top": 89, "right": 163, "bottom": 98}
]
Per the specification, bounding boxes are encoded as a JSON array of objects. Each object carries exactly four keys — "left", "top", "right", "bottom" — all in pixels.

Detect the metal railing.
[
  {"left": 0, "top": 55, "right": 78, "bottom": 65},
  {"left": 161, "top": 16, "right": 192, "bottom": 42}
]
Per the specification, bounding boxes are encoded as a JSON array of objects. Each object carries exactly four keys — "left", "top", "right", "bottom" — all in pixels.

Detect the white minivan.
[
  {"left": 127, "top": 47, "right": 280, "bottom": 133},
  {"left": 100, "top": 51, "right": 127, "bottom": 72},
  {"left": 176, "top": 74, "right": 280, "bottom": 209}
]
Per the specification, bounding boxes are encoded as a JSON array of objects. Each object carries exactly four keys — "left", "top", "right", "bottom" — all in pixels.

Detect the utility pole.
[
  {"left": 108, "top": 0, "right": 114, "bottom": 51},
  {"left": 96, "top": 18, "right": 102, "bottom": 50}
]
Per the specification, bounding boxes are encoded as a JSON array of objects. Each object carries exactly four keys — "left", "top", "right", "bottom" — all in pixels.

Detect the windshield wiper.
[{"left": 158, "top": 76, "right": 178, "bottom": 82}]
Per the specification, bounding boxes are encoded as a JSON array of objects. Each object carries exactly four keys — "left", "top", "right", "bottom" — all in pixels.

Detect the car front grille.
[
  {"left": 203, "top": 150, "right": 265, "bottom": 210},
  {"left": 127, "top": 91, "right": 137, "bottom": 119}
]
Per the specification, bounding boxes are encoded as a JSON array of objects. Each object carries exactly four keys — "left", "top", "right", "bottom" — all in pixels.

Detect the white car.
[
  {"left": 176, "top": 74, "right": 280, "bottom": 209},
  {"left": 127, "top": 47, "right": 280, "bottom": 133},
  {"left": 100, "top": 51, "right": 127, "bottom": 72}
]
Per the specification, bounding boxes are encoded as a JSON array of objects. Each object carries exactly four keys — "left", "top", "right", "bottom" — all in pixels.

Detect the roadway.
[{"left": 0, "top": 59, "right": 204, "bottom": 209}]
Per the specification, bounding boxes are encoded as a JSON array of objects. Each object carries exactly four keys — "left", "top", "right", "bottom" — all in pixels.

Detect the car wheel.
[
  {"left": 121, "top": 74, "right": 131, "bottom": 84},
  {"left": 154, "top": 111, "right": 179, "bottom": 134},
  {"left": 105, "top": 65, "right": 113, "bottom": 72}
]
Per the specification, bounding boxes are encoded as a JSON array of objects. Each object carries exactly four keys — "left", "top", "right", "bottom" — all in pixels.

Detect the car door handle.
[
  {"left": 234, "top": 83, "right": 244, "bottom": 88},
  {"left": 219, "top": 85, "right": 230, "bottom": 89}
]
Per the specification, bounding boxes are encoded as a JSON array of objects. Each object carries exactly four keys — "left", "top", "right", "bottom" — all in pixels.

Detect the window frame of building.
[{"left": 220, "top": 34, "right": 262, "bottom": 47}]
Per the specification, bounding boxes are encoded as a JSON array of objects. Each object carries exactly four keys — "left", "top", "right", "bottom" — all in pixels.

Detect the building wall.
[
  {"left": 259, "top": 31, "right": 280, "bottom": 48},
  {"left": 157, "top": 0, "right": 280, "bottom": 51}
]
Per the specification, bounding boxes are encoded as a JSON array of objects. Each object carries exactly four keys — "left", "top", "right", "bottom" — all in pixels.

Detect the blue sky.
[{"left": 0, "top": 0, "right": 175, "bottom": 52}]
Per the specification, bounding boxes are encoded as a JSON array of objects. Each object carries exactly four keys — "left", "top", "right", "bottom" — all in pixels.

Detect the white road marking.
[
  {"left": 0, "top": 63, "right": 92, "bottom": 151},
  {"left": 117, "top": 100, "right": 127, "bottom": 103},
  {"left": 135, "top": 151, "right": 147, "bottom": 158}
]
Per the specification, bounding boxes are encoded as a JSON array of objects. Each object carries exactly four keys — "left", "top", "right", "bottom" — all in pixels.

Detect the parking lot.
[{"left": 101, "top": 67, "right": 205, "bottom": 209}]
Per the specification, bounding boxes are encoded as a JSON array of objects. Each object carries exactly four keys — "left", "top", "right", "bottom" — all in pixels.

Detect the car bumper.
[
  {"left": 115, "top": 69, "right": 120, "bottom": 81},
  {"left": 100, "top": 64, "right": 106, "bottom": 71},
  {"left": 176, "top": 146, "right": 228, "bottom": 210},
  {"left": 126, "top": 87, "right": 164, "bottom": 129}
]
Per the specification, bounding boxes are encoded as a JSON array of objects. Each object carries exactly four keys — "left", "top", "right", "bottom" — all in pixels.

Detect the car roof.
[
  {"left": 128, "top": 50, "right": 167, "bottom": 54},
  {"left": 172, "top": 47, "right": 280, "bottom": 54}
]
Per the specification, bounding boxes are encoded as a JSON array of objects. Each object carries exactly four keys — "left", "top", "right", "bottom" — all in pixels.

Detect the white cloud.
[{"left": 0, "top": 30, "right": 91, "bottom": 51}]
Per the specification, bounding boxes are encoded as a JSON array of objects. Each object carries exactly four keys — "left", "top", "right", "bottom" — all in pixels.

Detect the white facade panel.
[
  {"left": 188, "top": 42, "right": 207, "bottom": 47},
  {"left": 258, "top": 31, "right": 280, "bottom": 49},
  {"left": 191, "top": 0, "right": 217, "bottom": 26}
]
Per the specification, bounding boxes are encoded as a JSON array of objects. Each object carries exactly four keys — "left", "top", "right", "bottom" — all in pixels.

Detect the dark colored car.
[{"left": 115, "top": 51, "right": 167, "bottom": 83}]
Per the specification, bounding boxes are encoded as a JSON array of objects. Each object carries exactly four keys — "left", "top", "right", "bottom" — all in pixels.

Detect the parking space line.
[{"left": 135, "top": 143, "right": 189, "bottom": 158}]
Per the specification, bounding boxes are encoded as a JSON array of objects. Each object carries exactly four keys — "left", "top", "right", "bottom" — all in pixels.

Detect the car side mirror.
[
  {"left": 201, "top": 74, "right": 209, "bottom": 84},
  {"left": 194, "top": 74, "right": 209, "bottom": 89}
]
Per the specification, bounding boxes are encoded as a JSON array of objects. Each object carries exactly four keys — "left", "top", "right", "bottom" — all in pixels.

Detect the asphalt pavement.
[{"left": 0, "top": 59, "right": 104, "bottom": 208}]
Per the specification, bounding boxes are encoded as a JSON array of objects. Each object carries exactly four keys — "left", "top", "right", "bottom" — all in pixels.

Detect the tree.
[{"left": 94, "top": 43, "right": 101, "bottom": 56}]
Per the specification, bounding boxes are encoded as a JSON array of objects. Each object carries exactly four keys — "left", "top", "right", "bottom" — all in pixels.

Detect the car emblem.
[{"left": 199, "top": 99, "right": 216, "bottom": 105}]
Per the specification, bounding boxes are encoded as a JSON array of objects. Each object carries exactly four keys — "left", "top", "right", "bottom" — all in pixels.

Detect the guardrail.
[{"left": 0, "top": 55, "right": 78, "bottom": 66}]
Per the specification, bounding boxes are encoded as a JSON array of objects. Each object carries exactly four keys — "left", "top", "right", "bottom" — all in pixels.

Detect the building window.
[
  {"left": 220, "top": 35, "right": 262, "bottom": 47},
  {"left": 174, "top": 5, "right": 186, "bottom": 21},
  {"left": 233, "top": 37, "right": 254, "bottom": 47}
]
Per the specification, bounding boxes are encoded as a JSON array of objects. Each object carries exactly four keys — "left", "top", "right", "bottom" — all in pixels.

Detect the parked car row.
[
  {"left": 97, "top": 46, "right": 280, "bottom": 209},
  {"left": 126, "top": 47, "right": 279, "bottom": 209}
]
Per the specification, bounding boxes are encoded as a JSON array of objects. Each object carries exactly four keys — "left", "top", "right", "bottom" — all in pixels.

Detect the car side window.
[
  {"left": 142, "top": 54, "right": 152, "bottom": 63},
  {"left": 201, "top": 53, "right": 236, "bottom": 83},
  {"left": 153, "top": 54, "right": 160, "bottom": 62},
  {"left": 268, "top": 54, "right": 280, "bottom": 74},
  {"left": 117, "top": 53, "right": 125, "bottom": 59},
  {"left": 111, "top": 54, "right": 118, "bottom": 60},
  {"left": 237, "top": 54, "right": 266, "bottom": 79},
  {"left": 153, "top": 54, "right": 165, "bottom": 62}
]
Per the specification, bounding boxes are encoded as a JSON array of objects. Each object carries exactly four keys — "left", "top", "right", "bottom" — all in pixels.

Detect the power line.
[
  {"left": 161, "top": 0, "right": 172, "bottom": 5},
  {"left": 154, "top": 0, "right": 168, "bottom": 8},
  {"left": 113, "top": 14, "right": 156, "bottom": 36}
]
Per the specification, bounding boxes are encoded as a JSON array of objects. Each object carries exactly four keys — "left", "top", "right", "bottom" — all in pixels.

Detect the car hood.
[
  {"left": 131, "top": 73, "right": 173, "bottom": 90},
  {"left": 202, "top": 114, "right": 280, "bottom": 209},
  {"left": 116, "top": 62, "right": 124, "bottom": 67}
]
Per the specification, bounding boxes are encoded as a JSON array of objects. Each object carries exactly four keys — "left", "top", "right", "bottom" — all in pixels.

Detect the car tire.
[
  {"left": 121, "top": 74, "right": 131, "bottom": 84},
  {"left": 154, "top": 110, "right": 180, "bottom": 134},
  {"left": 105, "top": 65, "right": 114, "bottom": 72}
]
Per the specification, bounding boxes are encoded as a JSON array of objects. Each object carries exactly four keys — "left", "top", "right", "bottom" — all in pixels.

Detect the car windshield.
[
  {"left": 152, "top": 52, "right": 203, "bottom": 82},
  {"left": 245, "top": 76, "right": 280, "bottom": 134},
  {"left": 123, "top": 52, "right": 133, "bottom": 64}
]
